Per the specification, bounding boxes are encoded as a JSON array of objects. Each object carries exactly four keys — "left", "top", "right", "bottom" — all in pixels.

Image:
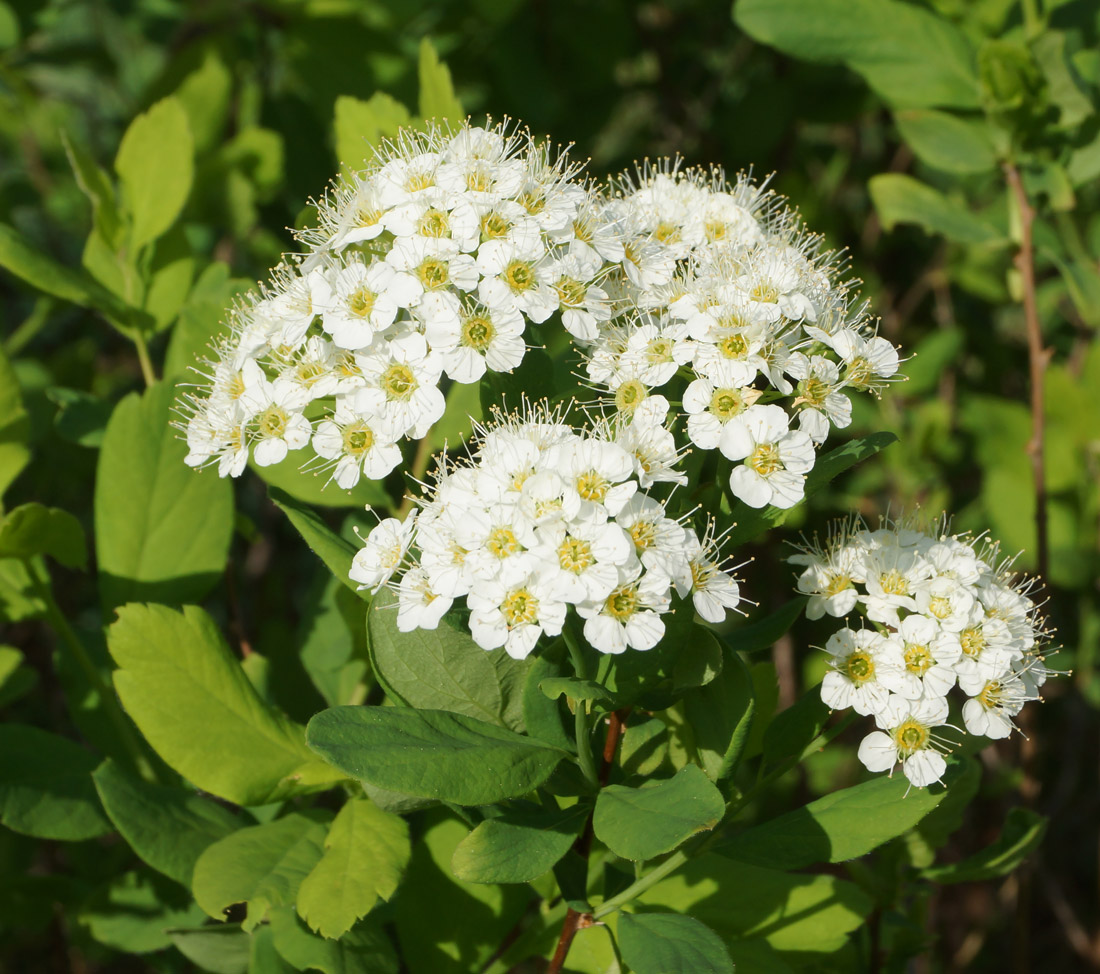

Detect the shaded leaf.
[
  {"left": 923, "top": 807, "right": 1047, "bottom": 883},
  {"left": 618, "top": 912, "right": 733, "bottom": 974},
  {"left": 451, "top": 804, "right": 587, "bottom": 884},
  {"left": 870, "top": 173, "right": 1004, "bottom": 244},
  {"left": 0, "top": 502, "right": 86, "bottom": 568}
]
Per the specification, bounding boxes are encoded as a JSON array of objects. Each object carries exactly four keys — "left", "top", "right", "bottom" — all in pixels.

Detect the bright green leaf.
[
  {"left": 618, "top": 912, "right": 734, "bottom": 974},
  {"left": 250, "top": 450, "right": 389, "bottom": 509},
  {"left": 870, "top": 174, "right": 1004, "bottom": 244},
  {"left": 306, "top": 706, "right": 567, "bottom": 806},
  {"left": 334, "top": 93, "right": 411, "bottom": 170},
  {"left": 0, "top": 502, "right": 86, "bottom": 568},
  {"left": 297, "top": 798, "right": 411, "bottom": 939},
  {"left": 0, "top": 723, "right": 110, "bottom": 840},
  {"left": 92, "top": 758, "right": 241, "bottom": 886},
  {"left": 451, "top": 804, "right": 587, "bottom": 884},
  {"left": 418, "top": 39, "right": 464, "bottom": 124},
  {"left": 734, "top": 0, "right": 980, "bottom": 109},
  {"left": 95, "top": 381, "right": 233, "bottom": 609},
  {"left": 62, "top": 130, "right": 121, "bottom": 245},
  {"left": 176, "top": 49, "right": 232, "bottom": 151},
  {"left": 193, "top": 813, "right": 328, "bottom": 929},
  {"left": 163, "top": 261, "right": 250, "bottom": 379},
  {"left": 593, "top": 765, "right": 724, "bottom": 861},
  {"left": 115, "top": 97, "right": 194, "bottom": 250},
  {"left": 108, "top": 603, "right": 345, "bottom": 805},
  {"left": 894, "top": 109, "right": 998, "bottom": 174}
]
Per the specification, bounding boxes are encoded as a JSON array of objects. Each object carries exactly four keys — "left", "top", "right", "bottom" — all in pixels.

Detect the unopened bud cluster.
[
  {"left": 790, "top": 516, "right": 1054, "bottom": 788},
  {"left": 350, "top": 403, "right": 741, "bottom": 658}
]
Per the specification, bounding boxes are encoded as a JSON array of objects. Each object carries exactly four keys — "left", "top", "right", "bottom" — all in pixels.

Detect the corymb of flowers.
[
  {"left": 791, "top": 515, "right": 1055, "bottom": 788},
  {"left": 177, "top": 118, "right": 1054, "bottom": 787}
]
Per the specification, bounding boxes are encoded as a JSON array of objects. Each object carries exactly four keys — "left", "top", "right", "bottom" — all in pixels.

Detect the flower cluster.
[
  {"left": 180, "top": 121, "right": 616, "bottom": 485},
  {"left": 790, "top": 515, "right": 1054, "bottom": 788},
  {"left": 579, "top": 163, "right": 900, "bottom": 510},
  {"left": 350, "top": 404, "right": 741, "bottom": 658}
]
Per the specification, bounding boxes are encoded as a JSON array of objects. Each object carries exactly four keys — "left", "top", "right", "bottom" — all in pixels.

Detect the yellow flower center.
[
  {"left": 575, "top": 470, "right": 609, "bottom": 502},
  {"left": 504, "top": 259, "right": 536, "bottom": 293},
  {"left": 356, "top": 204, "right": 381, "bottom": 228},
  {"left": 605, "top": 584, "right": 639, "bottom": 621},
  {"left": 751, "top": 282, "right": 779, "bottom": 303},
  {"left": 928, "top": 595, "right": 952, "bottom": 620},
  {"left": 419, "top": 208, "right": 449, "bottom": 237},
  {"left": 893, "top": 719, "right": 929, "bottom": 756},
  {"left": 978, "top": 680, "right": 1003, "bottom": 709},
  {"left": 704, "top": 219, "right": 727, "bottom": 242},
  {"left": 646, "top": 338, "right": 673, "bottom": 363},
  {"left": 615, "top": 379, "right": 648, "bottom": 414},
  {"left": 486, "top": 527, "right": 520, "bottom": 559},
  {"left": 460, "top": 314, "right": 495, "bottom": 352},
  {"left": 404, "top": 170, "right": 434, "bottom": 192},
  {"left": 381, "top": 363, "right": 417, "bottom": 401},
  {"left": 518, "top": 190, "right": 545, "bottom": 215},
  {"left": 481, "top": 211, "right": 512, "bottom": 239},
  {"left": 904, "top": 643, "right": 933, "bottom": 675},
  {"left": 348, "top": 286, "right": 376, "bottom": 318},
  {"left": 297, "top": 362, "right": 326, "bottom": 386},
  {"left": 709, "top": 387, "right": 744, "bottom": 420},
  {"left": 879, "top": 569, "right": 909, "bottom": 596},
  {"left": 844, "top": 650, "right": 875, "bottom": 685},
  {"left": 801, "top": 376, "right": 829, "bottom": 407},
  {"left": 748, "top": 443, "right": 782, "bottom": 476},
  {"left": 630, "top": 520, "right": 657, "bottom": 552},
  {"left": 258, "top": 405, "right": 288, "bottom": 438},
  {"left": 502, "top": 587, "right": 540, "bottom": 627},
  {"left": 960, "top": 627, "right": 985, "bottom": 658},
  {"left": 558, "top": 537, "right": 595, "bottom": 574},
  {"left": 416, "top": 257, "right": 449, "bottom": 289},
  {"left": 228, "top": 372, "right": 246, "bottom": 399},
  {"left": 718, "top": 333, "right": 749, "bottom": 359},
  {"left": 654, "top": 222, "right": 680, "bottom": 244},
  {"left": 846, "top": 356, "right": 873, "bottom": 389},
  {"left": 824, "top": 572, "right": 852, "bottom": 596},
  {"left": 555, "top": 276, "right": 587, "bottom": 307},
  {"left": 342, "top": 423, "right": 374, "bottom": 456}
]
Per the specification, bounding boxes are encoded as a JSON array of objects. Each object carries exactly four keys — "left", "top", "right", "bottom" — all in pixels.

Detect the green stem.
[
  {"left": 29, "top": 561, "right": 158, "bottom": 782},
  {"left": 1021, "top": 0, "right": 1042, "bottom": 38},
  {"left": 134, "top": 332, "right": 156, "bottom": 387},
  {"left": 562, "top": 621, "right": 600, "bottom": 788},
  {"left": 5, "top": 297, "right": 52, "bottom": 356}
]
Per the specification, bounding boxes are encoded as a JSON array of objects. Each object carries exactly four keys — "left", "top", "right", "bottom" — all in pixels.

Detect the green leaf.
[
  {"left": 719, "top": 763, "right": 967, "bottom": 870},
  {"left": 250, "top": 450, "right": 389, "bottom": 509},
  {"left": 620, "top": 717, "right": 670, "bottom": 777},
  {"left": 368, "top": 587, "right": 528, "bottom": 730},
  {"left": 269, "top": 486, "right": 362, "bottom": 597},
  {"left": 297, "top": 798, "right": 411, "bottom": 940},
  {"left": 48, "top": 387, "right": 113, "bottom": 448},
  {"left": 418, "top": 39, "right": 464, "bottom": 124},
  {"left": 0, "top": 223, "right": 136, "bottom": 324},
  {"left": 115, "top": 97, "right": 194, "bottom": 250},
  {"left": 269, "top": 905, "right": 399, "bottom": 974},
  {"left": 143, "top": 226, "right": 195, "bottom": 329},
  {"left": 1033, "top": 31, "right": 1093, "bottom": 128},
  {"left": 176, "top": 49, "right": 233, "bottom": 152},
  {"left": 725, "top": 434, "right": 896, "bottom": 546},
  {"left": 539, "top": 677, "right": 612, "bottom": 703},
  {"left": 163, "top": 261, "right": 250, "bottom": 379},
  {"left": 193, "top": 813, "right": 328, "bottom": 929},
  {"left": 869, "top": 173, "right": 1004, "bottom": 244},
  {"left": 91, "top": 758, "right": 241, "bottom": 886},
  {"left": 108, "top": 603, "right": 345, "bottom": 805},
  {"left": 734, "top": 0, "right": 980, "bottom": 109},
  {"left": 0, "top": 502, "right": 86, "bottom": 568},
  {"left": 95, "top": 381, "right": 233, "bottom": 610},
  {"left": 306, "top": 706, "right": 567, "bottom": 806},
  {"left": 0, "top": 645, "right": 37, "bottom": 708},
  {"left": 451, "top": 804, "right": 587, "bottom": 884},
  {"left": 894, "top": 109, "right": 998, "bottom": 174},
  {"left": 0, "top": 343, "right": 30, "bottom": 498},
  {"left": 725, "top": 598, "right": 805, "bottom": 655},
  {"left": 618, "top": 913, "right": 734, "bottom": 974},
  {"left": 593, "top": 765, "right": 724, "bottom": 861},
  {"left": 334, "top": 93, "right": 411, "bottom": 171},
  {"left": 521, "top": 646, "right": 573, "bottom": 751},
  {"left": 168, "top": 926, "right": 251, "bottom": 974},
  {"left": 0, "top": 723, "right": 110, "bottom": 840},
  {"left": 1054, "top": 256, "right": 1100, "bottom": 328},
  {"left": 0, "top": 556, "right": 47, "bottom": 621},
  {"left": 671, "top": 625, "right": 724, "bottom": 690},
  {"left": 903, "top": 329, "right": 965, "bottom": 395},
  {"left": 250, "top": 924, "right": 297, "bottom": 974},
  {"left": 923, "top": 807, "right": 1047, "bottom": 884},
  {"left": 683, "top": 646, "right": 754, "bottom": 780},
  {"left": 638, "top": 853, "right": 873, "bottom": 955},
  {"left": 762, "top": 689, "right": 830, "bottom": 769},
  {"left": 62, "top": 130, "right": 121, "bottom": 246},
  {"left": 300, "top": 574, "right": 369, "bottom": 707},
  {"left": 79, "top": 870, "right": 202, "bottom": 954}
]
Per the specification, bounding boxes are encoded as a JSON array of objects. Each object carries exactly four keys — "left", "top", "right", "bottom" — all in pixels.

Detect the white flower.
[
  {"left": 820, "top": 628, "right": 904, "bottom": 717},
  {"left": 857, "top": 695, "right": 953, "bottom": 788},
  {"left": 319, "top": 259, "right": 421, "bottom": 350},
  {"left": 354, "top": 330, "right": 445, "bottom": 439},
  {"left": 682, "top": 378, "right": 760, "bottom": 451},
  {"left": 351, "top": 513, "right": 418, "bottom": 592},
  {"left": 959, "top": 671, "right": 1030, "bottom": 739},
  {"left": 682, "top": 525, "right": 741, "bottom": 624},
  {"left": 885, "top": 615, "right": 961, "bottom": 700},
  {"left": 722, "top": 404, "right": 815, "bottom": 509},
  {"left": 577, "top": 565, "right": 671, "bottom": 654},
  {"left": 476, "top": 232, "right": 559, "bottom": 323},
  {"left": 241, "top": 374, "right": 312, "bottom": 467},
  {"left": 396, "top": 567, "right": 453, "bottom": 632},
  {"left": 311, "top": 401, "right": 402, "bottom": 488},
  {"left": 467, "top": 568, "right": 567, "bottom": 659},
  {"left": 421, "top": 291, "right": 526, "bottom": 383}
]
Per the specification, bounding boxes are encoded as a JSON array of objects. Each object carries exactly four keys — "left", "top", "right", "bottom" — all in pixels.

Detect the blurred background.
[{"left": 0, "top": 0, "right": 1097, "bottom": 970}]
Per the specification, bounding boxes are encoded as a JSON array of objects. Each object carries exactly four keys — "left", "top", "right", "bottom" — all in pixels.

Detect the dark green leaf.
[
  {"left": 368, "top": 588, "right": 528, "bottom": 730},
  {"left": 734, "top": 0, "right": 980, "bottom": 109},
  {"left": 269, "top": 486, "right": 363, "bottom": 597},
  {"left": 923, "top": 807, "right": 1047, "bottom": 883},
  {"left": 306, "top": 706, "right": 567, "bottom": 805},
  {"left": 683, "top": 647, "right": 754, "bottom": 780},
  {"left": 724, "top": 598, "right": 806, "bottom": 655},
  {"left": 48, "top": 387, "right": 113, "bottom": 448},
  {"left": 451, "top": 804, "right": 587, "bottom": 884},
  {"left": 671, "top": 625, "right": 724, "bottom": 690},
  {"left": 618, "top": 912, "right": 734, "bottom": 974},
  {"left": 593, "top": 765, "right": 724, "bottom": 861},
  {"left": 108, "top": 603, "right": 345, "bottom": 805},
  {"left": 0, "top": 343, "right": 30, "bottom": 498},
  {"left": 0, "top": 502, "right": 86, "bottom": 568},
  {"left": 192, "top": 813, "right": 328, "bottom": 930},
  {"left": 719, "top": 762, "right": 968, "bottom": 869},
  {"left": 0, "top": 723, "right": 110, "bottom": 840},
  {"left": 539, "top": 677, "right": 612, "bottom": 703},
  {"left": 79, "top": 870, "right": 202, "bottom": 954},
  {"left": 168, "top": 926, "right": 251, "bottom": 974},
  {"left": 270, "top": 906, "right": 399, "bottom": 974},
  {"left": 0, "top": 645, "right": 37, "bottom": 708},
  {"left": 762, "top": 689, "right": 830, "bottom": 769},
  {"left": 92, "top": 758, "right": 241, "bottom": 886},
  {"left": 95, "top": 381, "right": 233, "bottom": 609}
]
